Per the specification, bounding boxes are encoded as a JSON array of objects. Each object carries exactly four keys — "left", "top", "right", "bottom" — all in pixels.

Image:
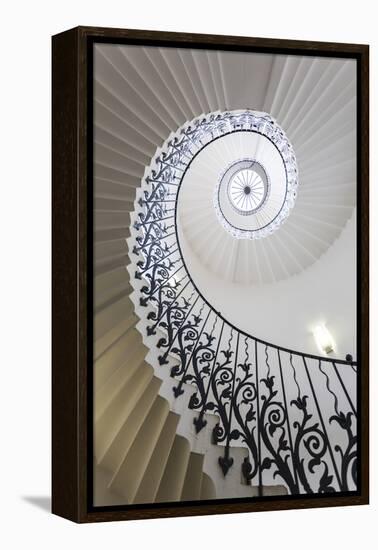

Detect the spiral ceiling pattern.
[
  {"left": 94, "top": 44, "right": 356, "bottom": 285},
  {"left": 93, "top": 43, "right": 357, "bottom": 505}
]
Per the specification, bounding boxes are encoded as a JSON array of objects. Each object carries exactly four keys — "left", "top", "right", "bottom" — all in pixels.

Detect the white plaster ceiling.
[{"left": 94, "top": 45, "right": 356, "bottom": 285}]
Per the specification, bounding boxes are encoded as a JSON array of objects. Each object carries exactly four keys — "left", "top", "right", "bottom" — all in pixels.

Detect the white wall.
[
  {"left": 1, "top": 1, "right": 376, "bottom": 550},
  {"left": 179, "top": 211, "right": 357, "bottom": 359}
]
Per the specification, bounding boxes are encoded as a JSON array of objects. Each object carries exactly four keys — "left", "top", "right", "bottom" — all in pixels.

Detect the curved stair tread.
[
  {"left": 109, "top": 395, "right": 170, "bottom": 502},
  {"left": 93, "top": 464, "right": 127, "bottom": 506},
  {"left": 94, "top": 294, "right": 135, "bottom": 341},
  {"left": 133, "top": 412, "right": 180, "bottom": 504},
  {"left": 95, "top": 357, "right": 150, "bottom": 422},
  {"left": 181, "top": 452, "right": 204, "bottom": 502},
  {"left": 155, "top": 435, "right": 191, "bottom": 503},
  {"left": 200, "top": 473, "right": 217, "bottom": 501},
  {"left": 95, "top": 266, "right": 131, "bottom": 311},
  {"left": 95, "top": 327, "right": 147, "bottom": 391},
  {"left": 94, "top": 311, "right": 138, "bottom": 360},
  {"left": 95, "top": 365, "right": 155, "bottom": 463}
]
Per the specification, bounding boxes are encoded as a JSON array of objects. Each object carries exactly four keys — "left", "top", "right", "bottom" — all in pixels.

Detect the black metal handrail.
[{"left": 130, "top": 110, "right": 358, "bottom": 496}]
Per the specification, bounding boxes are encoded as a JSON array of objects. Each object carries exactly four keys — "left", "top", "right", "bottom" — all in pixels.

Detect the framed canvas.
[{"left": 52, "top": 26, "right": 369, "bottom": 523}]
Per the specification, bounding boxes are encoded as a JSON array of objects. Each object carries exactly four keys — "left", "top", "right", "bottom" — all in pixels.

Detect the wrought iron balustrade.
[{"left": 129, "top": 111, "right": 358, "bottom": 496}]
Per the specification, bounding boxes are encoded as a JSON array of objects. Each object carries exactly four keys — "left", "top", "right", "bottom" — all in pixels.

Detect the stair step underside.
[
  {"left": 109, "top": 396, "right": 170, "bottom": 502},
  {"left": 133, "top": 411, "right": 180, "bottom": 504}
]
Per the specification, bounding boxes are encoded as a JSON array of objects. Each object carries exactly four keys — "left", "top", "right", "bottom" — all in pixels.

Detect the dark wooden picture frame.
[{"left": 52, "top": 26, "right": 369, "bottom": 523}]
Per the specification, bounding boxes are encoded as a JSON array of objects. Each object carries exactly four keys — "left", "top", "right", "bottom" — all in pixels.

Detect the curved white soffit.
[
  {"left": 178, "top": 107, "right": 356, "bottom": 285},
  {"left": 94, "top": 45, "right": 356, "bottom": 285}
]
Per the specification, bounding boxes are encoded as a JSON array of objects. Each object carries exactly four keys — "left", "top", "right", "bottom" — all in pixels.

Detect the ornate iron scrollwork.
[{"left": 129, "top": 110, "right": 358, "bottom": 496}]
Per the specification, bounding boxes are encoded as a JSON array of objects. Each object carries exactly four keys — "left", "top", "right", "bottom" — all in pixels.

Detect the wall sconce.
[{"left": 313, "top": 325, "right": 334, "bottom": 355}]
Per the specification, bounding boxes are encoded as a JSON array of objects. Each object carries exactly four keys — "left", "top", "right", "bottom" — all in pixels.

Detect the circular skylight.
[
  {"left": 213, "top": 113, "right": 298, "bottom": 240},
  {"left": 224, "top": 159, "right": 270, "bottom": 216},
  {"left": 229, "top": 169, "right": 264, "bottom": 211}
]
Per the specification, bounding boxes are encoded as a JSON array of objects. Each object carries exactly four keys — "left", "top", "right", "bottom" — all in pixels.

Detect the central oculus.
[
  {"left": 171, "top": 110, "right": 298, "bottom": 242},
  {"left": 224, "top": 159, "right": 270, "bottom": 216},
  {"left": 211, "top": 112, "right": 298, "bottom": 240}
]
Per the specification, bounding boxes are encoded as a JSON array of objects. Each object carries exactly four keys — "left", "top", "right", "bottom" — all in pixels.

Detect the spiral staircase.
[{"left": 93, "top": 44, "right": 357, "bottom": 506}]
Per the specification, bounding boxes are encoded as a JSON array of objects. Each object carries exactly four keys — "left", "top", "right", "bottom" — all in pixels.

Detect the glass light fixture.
[{"left": 313, "top": 325, "right": 335, "bottom": 354}]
